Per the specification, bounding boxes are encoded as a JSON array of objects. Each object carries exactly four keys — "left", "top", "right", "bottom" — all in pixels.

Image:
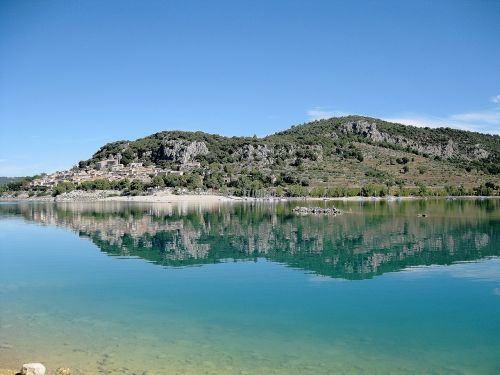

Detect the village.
[{"left": 30, "top": 155, "right": 186, "bottom": 189}]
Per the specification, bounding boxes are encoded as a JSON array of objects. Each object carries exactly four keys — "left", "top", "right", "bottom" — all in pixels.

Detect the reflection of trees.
[{"left": 2, "top": 200, "right": 499, "bottom": 279}]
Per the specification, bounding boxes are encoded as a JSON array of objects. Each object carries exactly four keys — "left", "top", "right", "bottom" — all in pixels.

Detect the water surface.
[{"left": 1, "top": 200, "right": 499, "bottom": 374}]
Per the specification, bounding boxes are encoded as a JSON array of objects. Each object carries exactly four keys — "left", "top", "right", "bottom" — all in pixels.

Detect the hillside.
[
  {"left": 75, "top": 116, "right": 500, "bottom": 196},
  {"left": 0, "top": 177, "right": 23, "bottom": 186},
  {"left": 3, "top": 116, "right": 499, "bottom": 198}
]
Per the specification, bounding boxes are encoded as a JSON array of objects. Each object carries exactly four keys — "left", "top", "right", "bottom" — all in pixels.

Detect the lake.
[{"left": 1, "top": 199, "right": 499, "bottom": 374}]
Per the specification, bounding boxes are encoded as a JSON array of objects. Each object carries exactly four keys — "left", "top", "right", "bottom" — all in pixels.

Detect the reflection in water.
[
  {"left": 1, "top": 200, "right": 500, "bottom": 374},
  {"left": 2, "top": 200, "right": 499, "bottom": 279}
]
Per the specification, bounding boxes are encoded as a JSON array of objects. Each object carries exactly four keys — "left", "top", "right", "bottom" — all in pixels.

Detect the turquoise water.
[{"left": 1, "top": 200, "right": 500, "bottom": 374}]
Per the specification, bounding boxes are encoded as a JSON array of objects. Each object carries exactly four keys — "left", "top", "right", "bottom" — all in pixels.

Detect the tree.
[
  {"left": 326, "top": 186, "right": 346, "bottom": 197},
  {"left": 287, "top": 184, "right": 307, "bottom": 197},
  {"left": 204, "top": 173, "right": 223, "bottom": 189},
  {"left": 116, "top": 178, "right": 131, "bottom": 190},
  {"left": 360, "top": 185, "right": 377, "bottom": 197},
  {"left": 130, "top": 179, "right": 145, "bottom": 192},
  {"left": 185, "top": 174, "right": 203, "bottom": 190},
  {"left": 474, "top": 183, "right": 495, "bottom": 196},
  {"left": 121, "top": 149, "right": 135, "bottom": 165},
  {"left": 417, "top": 183, "right": 428, "bottom": 196},
  {"left": 53, "top": 181, "right": 75, "bottom": 196},
  {"left": 163, "top": 174, "right": 182, "bottom": 187},
  {"left": 93, "top": 179, "right": 111, "bottom": 190},
  {"left": 79, "top": 181, "right": 93, "bottom": 191},
  {"left": 151, "top": 175, "right": 165, "bottom": 188},
  {"left": 310, "top": 186, "right": 326, "bottom": 197}
]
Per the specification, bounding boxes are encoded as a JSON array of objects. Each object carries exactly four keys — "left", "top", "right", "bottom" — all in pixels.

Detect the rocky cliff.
[{"left": 338, "top": 119, "right": 491, "bottom": 161}]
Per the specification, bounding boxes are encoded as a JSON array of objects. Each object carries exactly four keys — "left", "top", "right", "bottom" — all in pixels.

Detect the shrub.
[
  {"left": 310, "top": 186, "right": 326, "bottom": 197},
  {"left": 53, "top": 181, "right": 76, "bottom": 196},
  {"left": 130, "top": 179, "right": 145, "bottom": 192},
  {"left": 151, "top": 175, "right": 165, "bottom": 188},
  {"left": 287, "top": 184, "right": 307, "bottom": 197},
  {"left": 93, "top": 179, "right": 111, "bottom": 190}
]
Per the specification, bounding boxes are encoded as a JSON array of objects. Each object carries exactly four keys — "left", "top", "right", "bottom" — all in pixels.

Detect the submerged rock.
[
  {"left": 21, "top": 363, "right": 46, "bottom": 375},
  {"left": 293, "top": 206, "right": 342, "bottom": 215},
  {"left": 55, "top": 368, "right": 71, "bottom": 375}
]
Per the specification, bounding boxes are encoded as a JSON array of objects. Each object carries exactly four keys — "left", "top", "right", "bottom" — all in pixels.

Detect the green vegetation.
[
  {"left": 81, "top": 116, "right": 499, "bottom": 187},
  {"left": 53, "top": 181, "right": 76, "bottom": 196},
  {"left": 0, "top": 176, "right": 24, "bottom": 186},
  {"left": 2, "top": 115, "right": 500, "bottom": 199},
  {"left": 0, "top": 176, "right": 37, "bottom": 194}
]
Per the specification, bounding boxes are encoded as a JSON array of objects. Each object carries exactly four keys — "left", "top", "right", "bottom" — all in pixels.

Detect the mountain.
[{"left": 77, "top": 115, "right": 500, "bottom": 195}]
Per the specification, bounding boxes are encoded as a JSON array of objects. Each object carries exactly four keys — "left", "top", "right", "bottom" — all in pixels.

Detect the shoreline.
[{"left": 0, "top": 191, "right": 498, "bottom": 204}]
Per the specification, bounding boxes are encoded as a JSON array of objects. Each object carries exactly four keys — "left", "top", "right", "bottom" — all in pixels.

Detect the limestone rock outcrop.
[
  {"left": 159, "top": 140, "right": 209, "bottom": 164},
  {"left": 340, "top": 120, "right": 490, "bottom": 161}
]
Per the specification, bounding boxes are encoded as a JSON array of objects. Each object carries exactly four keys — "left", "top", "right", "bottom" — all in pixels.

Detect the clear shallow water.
[{"left": 0, "top": 200, "right": 500, "bottom": 374}]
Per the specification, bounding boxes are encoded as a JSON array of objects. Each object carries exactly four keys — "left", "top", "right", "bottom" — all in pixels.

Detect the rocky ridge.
[
  {"left": 339, "top": 120, "right": 490, "bottom": 161},
  {"left": 83, "top": 116, "right": 499, "bottom": 172}
]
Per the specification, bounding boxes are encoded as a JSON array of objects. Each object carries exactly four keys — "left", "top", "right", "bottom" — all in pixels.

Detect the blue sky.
[{"left": 1, "top": 0, "right": 499, "bottom": 176}]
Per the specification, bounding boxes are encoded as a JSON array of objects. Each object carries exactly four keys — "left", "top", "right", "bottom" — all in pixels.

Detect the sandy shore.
[
  {"left": 100, "top": 193, "right": 424, "bottom": 203},
  {"left": 100, "top": 192, "right": 237, "bottom": 203},
  {"left": 101, "top": 194, "right": 494, "bottom": 203},
  {"left": 1, "top": 192, "right": 497, "bottom": 203}
]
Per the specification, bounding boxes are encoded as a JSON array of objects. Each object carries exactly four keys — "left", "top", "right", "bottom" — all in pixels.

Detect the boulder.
[{"left": 21, "top": 363, "right": 46, "bottom": 375}]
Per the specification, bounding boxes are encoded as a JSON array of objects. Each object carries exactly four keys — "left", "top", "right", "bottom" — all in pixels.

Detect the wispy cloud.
[
  {"left": 0, "top": 162, "right": 69, "bottom": 177},
  {"left": 0, "top": 163, "right": 44, "bottom": 177},
  {"left": 308, "top": 97, "right": 500, "bottom": 135},
  {"left": 399, "top": 258, "right": 500, "bottom": 283},
  {"left": 383, "top": 115, "right": 450, "bottom": 129},
  {"left": 307, "top": 108, "right": 347, "bottom": 121},
  {"left": 450, "top": 111, "right": 500, "bottom": 125},
  {"left": 385, "top": 109, "right": 500, "bottom": 135}
]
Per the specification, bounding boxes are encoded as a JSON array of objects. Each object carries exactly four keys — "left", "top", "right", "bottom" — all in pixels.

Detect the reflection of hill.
[{"left": 2, "top": 200, "right": 499, "bottom": 280}]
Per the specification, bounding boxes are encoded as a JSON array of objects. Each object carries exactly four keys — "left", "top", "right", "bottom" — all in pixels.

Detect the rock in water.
[
  {"left": 292, "top": 206, "right": 342, "bottom": 216},
  {"left": 55, "top": 368, "right": 71, "bottom": 375},
  {"left": 21, "top": 363, "right": 46, "bottom": 375}
]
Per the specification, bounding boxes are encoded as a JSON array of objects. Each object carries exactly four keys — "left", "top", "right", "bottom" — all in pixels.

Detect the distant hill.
[
  {"left": 77, "top": 115, "right": 500, "bottom": 195},
  {"left": 0, "top": 176, "right": 24, "bottom": 186}
]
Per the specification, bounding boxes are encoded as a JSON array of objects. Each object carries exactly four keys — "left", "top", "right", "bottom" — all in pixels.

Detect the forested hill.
[
  {"left": 77, "top": 116, "right": 500, "bottom": 194},
  {"left": 268, "top": 116, "right": 499, "bottom": 165},
  {"left": 0, "top": 176, "right": 23, "bottom": 186}
]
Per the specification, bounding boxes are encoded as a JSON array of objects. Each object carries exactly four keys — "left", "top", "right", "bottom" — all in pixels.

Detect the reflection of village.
[
  {"left": 30, "top": 155, "right": 186, "bottom": 188},
  {"left": 3, "top": 202, "right": 498, "bottom": 279}
]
